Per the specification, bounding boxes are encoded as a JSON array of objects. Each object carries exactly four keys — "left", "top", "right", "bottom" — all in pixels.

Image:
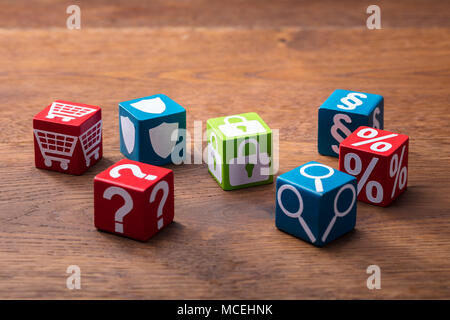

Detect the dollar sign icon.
[
  {"left": 331, "top": 113, "right": 352, "bottom": 154},
  {"left": 337, "top": 92, "right": 367, "bottom": 110},
  {"left": 372, "top": 107, "right": 381, "bottom": 129}
]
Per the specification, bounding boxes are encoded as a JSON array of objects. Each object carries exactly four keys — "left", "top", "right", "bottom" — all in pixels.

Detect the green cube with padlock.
[{"left": 206, "top": 112, "right": 273, "bottom": 190}]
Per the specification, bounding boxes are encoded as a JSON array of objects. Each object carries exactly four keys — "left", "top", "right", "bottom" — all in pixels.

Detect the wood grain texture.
[{"left": 0, "top": 0, "right": 449, "bottom": 299}]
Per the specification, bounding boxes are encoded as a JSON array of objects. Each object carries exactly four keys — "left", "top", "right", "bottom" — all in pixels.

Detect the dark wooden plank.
[{"left": 0, "top": 0, "right": 449, "bottom": 29}]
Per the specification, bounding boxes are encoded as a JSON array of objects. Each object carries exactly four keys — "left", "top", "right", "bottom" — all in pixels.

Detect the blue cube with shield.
[
  {"left": 318, "top": 89, "right": 384, "bottom": 157},
  {"left": 119, "top": 94, "right": 186, "bottom": 165},
  {"left": 275, "top": 161, "right": 357, "bottom": 247}
]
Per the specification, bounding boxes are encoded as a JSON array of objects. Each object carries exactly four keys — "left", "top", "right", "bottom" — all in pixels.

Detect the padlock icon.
[
  {"left": 228, "top": 138, "right": 270, "bottom": 186},
  {"left": 207, "top": 132, "right": 222, "bottom": 183},
  {"left": 218, "top": 115, "right": 266, "bottom": 138}
]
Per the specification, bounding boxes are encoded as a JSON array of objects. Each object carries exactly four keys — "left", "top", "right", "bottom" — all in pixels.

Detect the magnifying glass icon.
[
  {"left": 277, "top": 184, "right": 316, "bottom": 243},
  {"left": 321, "top": 183, "right": 356, "bottom": 242},
  {"left": 299, "top": 163, "right": 334, "bottom": 192}
]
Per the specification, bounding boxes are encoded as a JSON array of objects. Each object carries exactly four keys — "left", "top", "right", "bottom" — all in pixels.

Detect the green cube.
[{"left": 206, "top": 112, "right": 273, "bottom": 190}]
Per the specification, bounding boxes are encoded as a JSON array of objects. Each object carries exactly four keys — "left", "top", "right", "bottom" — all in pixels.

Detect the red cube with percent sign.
[
  {"left": 33, "top": 100, "right": 102, "bottom": 175},
  {"left": 339, "top": 126, "right": 409, "bottom": 207},
  {"left": 94, "top": 159, "right": 174, "bottom": 241}
]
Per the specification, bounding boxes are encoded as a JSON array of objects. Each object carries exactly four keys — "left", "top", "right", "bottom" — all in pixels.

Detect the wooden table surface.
[{"left": 0, "top": 0, "right": 449, "bottom": 299}]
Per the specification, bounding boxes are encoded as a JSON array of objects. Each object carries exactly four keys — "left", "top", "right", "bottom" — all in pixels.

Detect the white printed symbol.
[
  {"left": 344, "top": 153, "right": 383, "bottom": 203},
  {"left": 33, "top": 129, "right": 78, "bottom": 170},
  {"left": 120, "top": 116, "right": 135, "bottom": 154},
  {"left": 150, "top": 181, "right": 169, "bottom": 230},
  {"left": 372, "top": 107, "right": 381, "bottom": 129},
  {"left": 277, "top": 184, "right": 316, "bottom": 243},
  {"left": 130, "top": 97, "right": 166, "bottom": 114},
  {"left": 103, "top": 186, "right": 133, "bottom": 234},
  {"left": 321, "top": 183, "right": 356, "bottom": 242},
  {"left": 46, "top": 101, "right": 96, "bottom": 122},
  {"left": 109, "top": 163, "right": 157, "bottom": 180},
  {"left": 389, "top": 145, "right": 407, "bottom": 198},
  {"left": 228, "top": 138, "right": 270, "bottom": 186},
  {"left": 80, "top": 120, "right": 102, "bottom": 166},
  {"left": 352, "top": 127, "right": 398, "bottom": 153},
  {"left": 299, "top": 163, "right": 334, "bottom": 193},
  {"left": 218, "top": 115, "right": 266, "bottom": 137},
  {"left": 331, "top": 113, "right": 352, "bottom": 154},
  {"left": 337, "top": 92, "right": 367, "bottom": 110},
  {"left": 208, "top": 132, "right": 222, "bottom": 183},
  {"left": 149, "top": 122, "right": 179, "bottom": 159}
]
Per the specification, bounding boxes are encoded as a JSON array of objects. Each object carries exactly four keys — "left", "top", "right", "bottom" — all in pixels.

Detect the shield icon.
[
  {"left": 149, "top": 122, "right": 179, "bottom": 159},
  {"left": 120, "top": 116, "right": 135, "bottom": 154},
  {"left": 130, "top": 97, "right": 166, "bottom": 114}
]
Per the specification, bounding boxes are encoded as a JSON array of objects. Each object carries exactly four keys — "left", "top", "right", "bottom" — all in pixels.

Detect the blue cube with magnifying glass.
[{"left": 275, "top": 161, "right": 358, "bottom": 247}]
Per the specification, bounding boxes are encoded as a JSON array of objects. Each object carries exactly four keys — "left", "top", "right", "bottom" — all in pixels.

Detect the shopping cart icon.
[
  {"left": 33, "top": 129, "right": 78, "bottom": 170},
  {"left": 80, "top": 120, "right": 102, "bottom": 166},
  {"left": 46, "top": 101, "right": 96, "bottom": 122}
]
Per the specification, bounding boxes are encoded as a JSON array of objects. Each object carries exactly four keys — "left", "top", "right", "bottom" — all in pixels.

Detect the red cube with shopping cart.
[
  {"left": 33, "top": 100, "right": 102, "bottom": 175},
  {"left": 339, "top": 126, "right": 409, "bottom": 207}
]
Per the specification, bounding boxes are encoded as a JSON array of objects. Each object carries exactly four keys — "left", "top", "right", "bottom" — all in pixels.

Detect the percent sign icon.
[
  {"left": 344, "top": 128, "right": 399, "bottom": 203},
  {"left": 352, "top": 128, "right": 398, "bottom": 152},
  {"left": 390, "top": 145, "right": 407, "bottom": 198}
]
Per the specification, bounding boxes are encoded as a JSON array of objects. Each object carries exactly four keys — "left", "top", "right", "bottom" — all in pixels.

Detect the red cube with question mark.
[
  {"left": 94, "top": 159, "right": 174, "bottom": 241},
  {"left": 339, "top": 126, "right": 409, "bottom": 207}
]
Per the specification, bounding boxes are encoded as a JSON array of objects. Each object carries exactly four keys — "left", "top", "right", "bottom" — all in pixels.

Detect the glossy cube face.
[
  {"left": 94, "top": 159, "right": 174, "bottom": 241},
  {"left": 275, "top": 161, "right": 357, "bottom": 247},
  {"left": 206, "top": 112, "right": 273, "bottom": 190},
  {"left": 119, "top": 94, "right": 186, "bottom": 166},
  {"left": 33, "top": 100, "right": 102, "bottom": 175},
  {"left": 318, "top": 89, "right": 384, "bottom": 157},
  {"left": 339, "top": 126, "right": 409, "bottom": 207}
]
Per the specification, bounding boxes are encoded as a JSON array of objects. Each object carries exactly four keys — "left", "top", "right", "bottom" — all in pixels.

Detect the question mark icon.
[
  {"left": 150, "top": 181, "right": 169, "bottom": 230},
  {"left": 109, "top": 164, "right": 157, "bottom": 180},
  {"left": 103, "top": 186, "right": 133, "bottom": 233}
]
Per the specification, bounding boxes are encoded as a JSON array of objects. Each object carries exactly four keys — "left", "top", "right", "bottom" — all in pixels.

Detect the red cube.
[
  {"left": 94, "top": 159, "right": 174, "bottom": 241},
  {"left": 33, "top": 100, "right": 102, "bottom": 175},
  {"left": 339, "top": 126, "right": 409, "bottom": 207}
]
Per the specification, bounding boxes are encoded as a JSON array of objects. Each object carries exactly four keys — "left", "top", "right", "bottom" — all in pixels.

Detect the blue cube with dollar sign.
[
  {"left": 275, "top": 161, "right": 357, "bottom": 247},
  {"left": 318, "top": 89, "right": 384, "bottom": 157},
  {"left": 119, "top": 94, "right": 186, "bottom": 166}
]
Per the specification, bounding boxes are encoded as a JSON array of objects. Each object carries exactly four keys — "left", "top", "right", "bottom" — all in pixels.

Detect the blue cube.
[
  {"left": 318, "top": 89, "right": 383, "bottom": 157},
  {"left": 119, "top": 94, "right": 186, "bottom": 165},
  {"left": 275, "top": 161, "right": 357, "bottom": 247}
]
